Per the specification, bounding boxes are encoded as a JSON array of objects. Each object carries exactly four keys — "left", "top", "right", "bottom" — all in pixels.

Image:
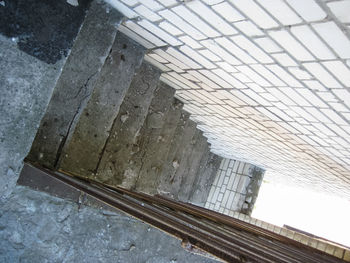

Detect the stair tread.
[
  {"left": 135, "top": 98, "right": 184, "bottom": 194},
  {"left": 177, "top": 133, "right": 208, "bottom": 202},
  {"left": 95, "top": 62, "right": 161, "bottom": 186},
  {"left": 59, "top": 32, "right": 145, "bottom": 176},
  {"left": 27, "top": 2, "right": 123, "bottom": 169},
  {"left": 157, "top": 118, "right": 197, "bottom": 198},
  {"left": 121, "top": 82, "right": 176, "bottom": 190}
]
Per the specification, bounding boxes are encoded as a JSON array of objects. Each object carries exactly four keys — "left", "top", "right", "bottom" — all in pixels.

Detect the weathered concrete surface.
[
  {"left": 0, "top": 0, "right": 91, "bottom": 64},
  {"left": 0, "top": 186, "right": 218, "bottom": 263},
  {"left": 135, "top": 98, "right": 184, "bottom": 194},
  {"left": 187, "top": 145, "right": 211, "bottom": 203},
  {"left": 59, "top": 32, "right": 145, "bottom": 176},
  {"left": 168, "top": 129, "right": 201, "bottom": 199},
  {"left": 189, "top": 154, "right": 223, "bottom": 207},
  {"left": 178, "top": 134, "right": 208, "bottom": 202},
  {"left": 156, "top": 111, "right": 190, "bottom": 191},
  {"left": 95, "top": 62, "right": 161, "bottom": 185},
  {"left": 0, "top": 34, "right": 66, "bottom": 201},
  {"left": 240, "top": 166, "right": 265, "bottom": 215},
  {"left": 121, "top": 83, "right": 175, "bottom": 190},
  {"left": 27, "top": 1, "right": 124, "bottom": 169},
  {"left": 158, "top": 119, "right": 197, "bottom": 198}
]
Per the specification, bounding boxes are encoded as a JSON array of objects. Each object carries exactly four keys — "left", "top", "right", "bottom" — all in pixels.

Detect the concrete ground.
[
  {"left": 0, "top": 34, "right": 64, "bottom": 201},
  {"left": 0, "top": 186, "right": 218, "bottom": 263}
]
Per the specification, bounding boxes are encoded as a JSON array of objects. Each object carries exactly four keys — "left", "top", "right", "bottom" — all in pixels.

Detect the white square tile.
[
  {"left": 138, "top": 19, "right": 182, "bottom": 46},
  {"left": 106, "top": 0, "right": 138, "bottom": 18},
  {"left": 123, "top": 20, "right": 166, "bottom": 47},
  {"left": 288, "top": 67, "right": 312, "bottom": 80},
  {"left": 286, "top": 0, "right": 326, "bottom": 22},
  {"left": 172, "top": 5, "right": 220, "bottom": 38},
  {"left": 234, "top": 21, "right": 264, "bottom": 37},
  {"left": 291, "top": 25, "right": 336, "bottom": 60},
  {"left": 212, "top": 2, "right": 244, "bottom": 22},
  {"left": 269, "top": 30, "right": 315, "bottom": 61},
  {"left": 303, "top": 62, "right": 342, "bottom": 89},
  {"left": 159, "top": 21, "right": 183, "bottom": 35},
  {"left": 134, "top": 4, "right": 162, "bottom": 21},
  {"left": 271, "top": 53, "right": 298, "bottom": 67},
  {"left": 159, "top": 9, "right": 206, "bottom": 40},
  {"left": 186, "top": 1, "right": 238, "bottom": 35},
  {"left": 231, "top": 35, "right": 273, "bottom": 63},
  {"left": 216, "top": 37, "right": 257, "bottom": 64},
  {"left": 322, "top": 61, "right": 350, "bottom": 87},
  {"left": 230, "top": 0, "right": 278, "bottom": 29},
  {"left": 259, "top": 0, "right": 302, "bottom": 25},
  {"left": 313, "top": 22, "right": 350, "bottom": 59},
  {"left": 180, "top": 45, "right": 216, "bottom": 69},
  {"left": 201, "top": 39, "right": 241, "bottom": 65},
  {"left": 254, "top": 37, "right": 282, "bottom": 53},
  {"left": 328, "top": 1, "right": 350, "bottom": 23}
]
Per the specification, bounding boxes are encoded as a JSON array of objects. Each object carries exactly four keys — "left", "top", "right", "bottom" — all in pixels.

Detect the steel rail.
[
  {"left": 25, "top": 164, "right": 345, "bottom": 263},
  {"left": 98, "top": 184, "right": 343, "bottom": 263},
  {"left": 36, "top": 166, "right": 252, "bottom": 262},
  {"left": 98, "top": 183, "right": 342, "bottom": 263},
  {"left": 93, "top": 183, "right": 284, "bottom": 263}
]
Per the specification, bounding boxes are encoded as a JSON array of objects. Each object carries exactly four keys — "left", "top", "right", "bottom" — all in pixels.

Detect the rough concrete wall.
[
  {"left": 0, "top": 186, "right": 218, "bottom": 263},
  {"left": 0, "top": 0, "right": 91, "bottom": 200},
  {"left": 27, "top": 1, "right": 124, "bottom": 170},
  {"left": 0, "top": 36, "right": 64, "bottom": 201},
  {"left": 205, "top": 158, "right": 264, "bottom": 216},
  {"left": 58, "top": 32, "right": 144, "bottom": 176}
]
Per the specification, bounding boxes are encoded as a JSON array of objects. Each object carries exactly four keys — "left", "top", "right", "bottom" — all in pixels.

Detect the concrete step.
[
  {"left": 155, "top": 111, "right": 189, "bottom": 192},
  {"left": 189, "top": 153, "right": 223, "bottom": 207},
  {"left": 167, "top": 129, "right": 200, "bottom": 200},
  {"left": 121, "top": 83, "right": 176, "bottom": 190},
  {"left": 58, "top": 32, "right": 145, "bottom": 177},
  {"left": 187, "top": 143, "right": 211, "bottom": 202},
  {"left": 157, "top": 117, "right": 197, "bottom": 198},
  {"left": 26, "top": 1, "right": 123, "bottom": 169},
  {"left": 177, "top": 133, "right": 209, "bottom": 202},
  {"left": 94, "top": 62, "right": 161, "bottom": 185},
  {"left": 135, "top": 98, "right": 184, "bottom": 194},
  {"left": 23, "top": 1, "right": 224, "bottom": 201}
]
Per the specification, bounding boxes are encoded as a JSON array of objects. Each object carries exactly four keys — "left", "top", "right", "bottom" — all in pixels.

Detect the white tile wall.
[
  {"left": 109, "top": 0, "right": 350, "bottom": 198},
  {"left": 206, "top": 159, "right": 256, "bottom": 214}
]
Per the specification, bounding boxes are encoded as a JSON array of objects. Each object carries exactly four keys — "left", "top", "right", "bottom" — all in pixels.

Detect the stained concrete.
[
  {"left": 156, "top": 111, "right": 190, "bottom": 191},
  {"left": 0, "top": 0, "right": 91, "bottom": 64},
  {"left": 0, "top": 186, "right": 218, "bottom": 263},
  {"left": 177, "top": 134, "right": 209, "bottom": 202},
  {"left": 121, "top": 83, "right": 175, "bottom": 190},
  {"left": 95, "top": 62, "right": 161, "bottom": 186},
  {"left": 240, "top": 166, "right": 264, "bottom": 215},
  {"left": 187, "top": 145, "right": 211, "bottom": 203},
  {"left": 0, "top": 34, "right": 66, "bottom": 200},
  {"left": 189, "top": 154, "right": 223, "bottom": 207},
  {"left": 135, "top": 98, "right": 184, "bottom": 194},
  {"left": 158, "top": 119, "right": 197, "bottom": 198},
  {"left": 27, "top": 1, "right": 124, "bottom": 169},
  {"left": 168, "top": 129, "right": 200, "bottom": 199},
  {"left": 59, "top": 32, "right": 145, "bottom": 177}
]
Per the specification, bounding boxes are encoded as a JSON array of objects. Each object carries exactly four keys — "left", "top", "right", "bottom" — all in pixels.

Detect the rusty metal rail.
[{"left": 19, "top": 163, "right": 346, "bottom": 263}]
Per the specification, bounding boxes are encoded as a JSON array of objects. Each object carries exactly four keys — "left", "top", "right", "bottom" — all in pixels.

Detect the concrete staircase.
[{"left": 26, "top": 1, "right": 222, "bottom": 206}]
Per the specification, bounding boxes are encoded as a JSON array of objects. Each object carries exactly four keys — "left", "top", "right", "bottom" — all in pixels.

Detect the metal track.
[{"left": 19, "top": 164, "right": 346, "bottom": 263}]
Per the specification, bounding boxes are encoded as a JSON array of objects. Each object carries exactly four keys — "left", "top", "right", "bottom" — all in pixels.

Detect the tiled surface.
[
  {"left": 229, "top": 211, "right": 350, "bottom": 262},
  {"left": 108, "top": 0, "right": 350, "bottom": 198},
  {"left": 205, "top": 158, "right": 258, "bottom": 215}
]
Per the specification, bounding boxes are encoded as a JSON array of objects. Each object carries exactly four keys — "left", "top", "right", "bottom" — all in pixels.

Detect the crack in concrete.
[{"left": 54, "top": 71, "right": 97, "bottom": 169}]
